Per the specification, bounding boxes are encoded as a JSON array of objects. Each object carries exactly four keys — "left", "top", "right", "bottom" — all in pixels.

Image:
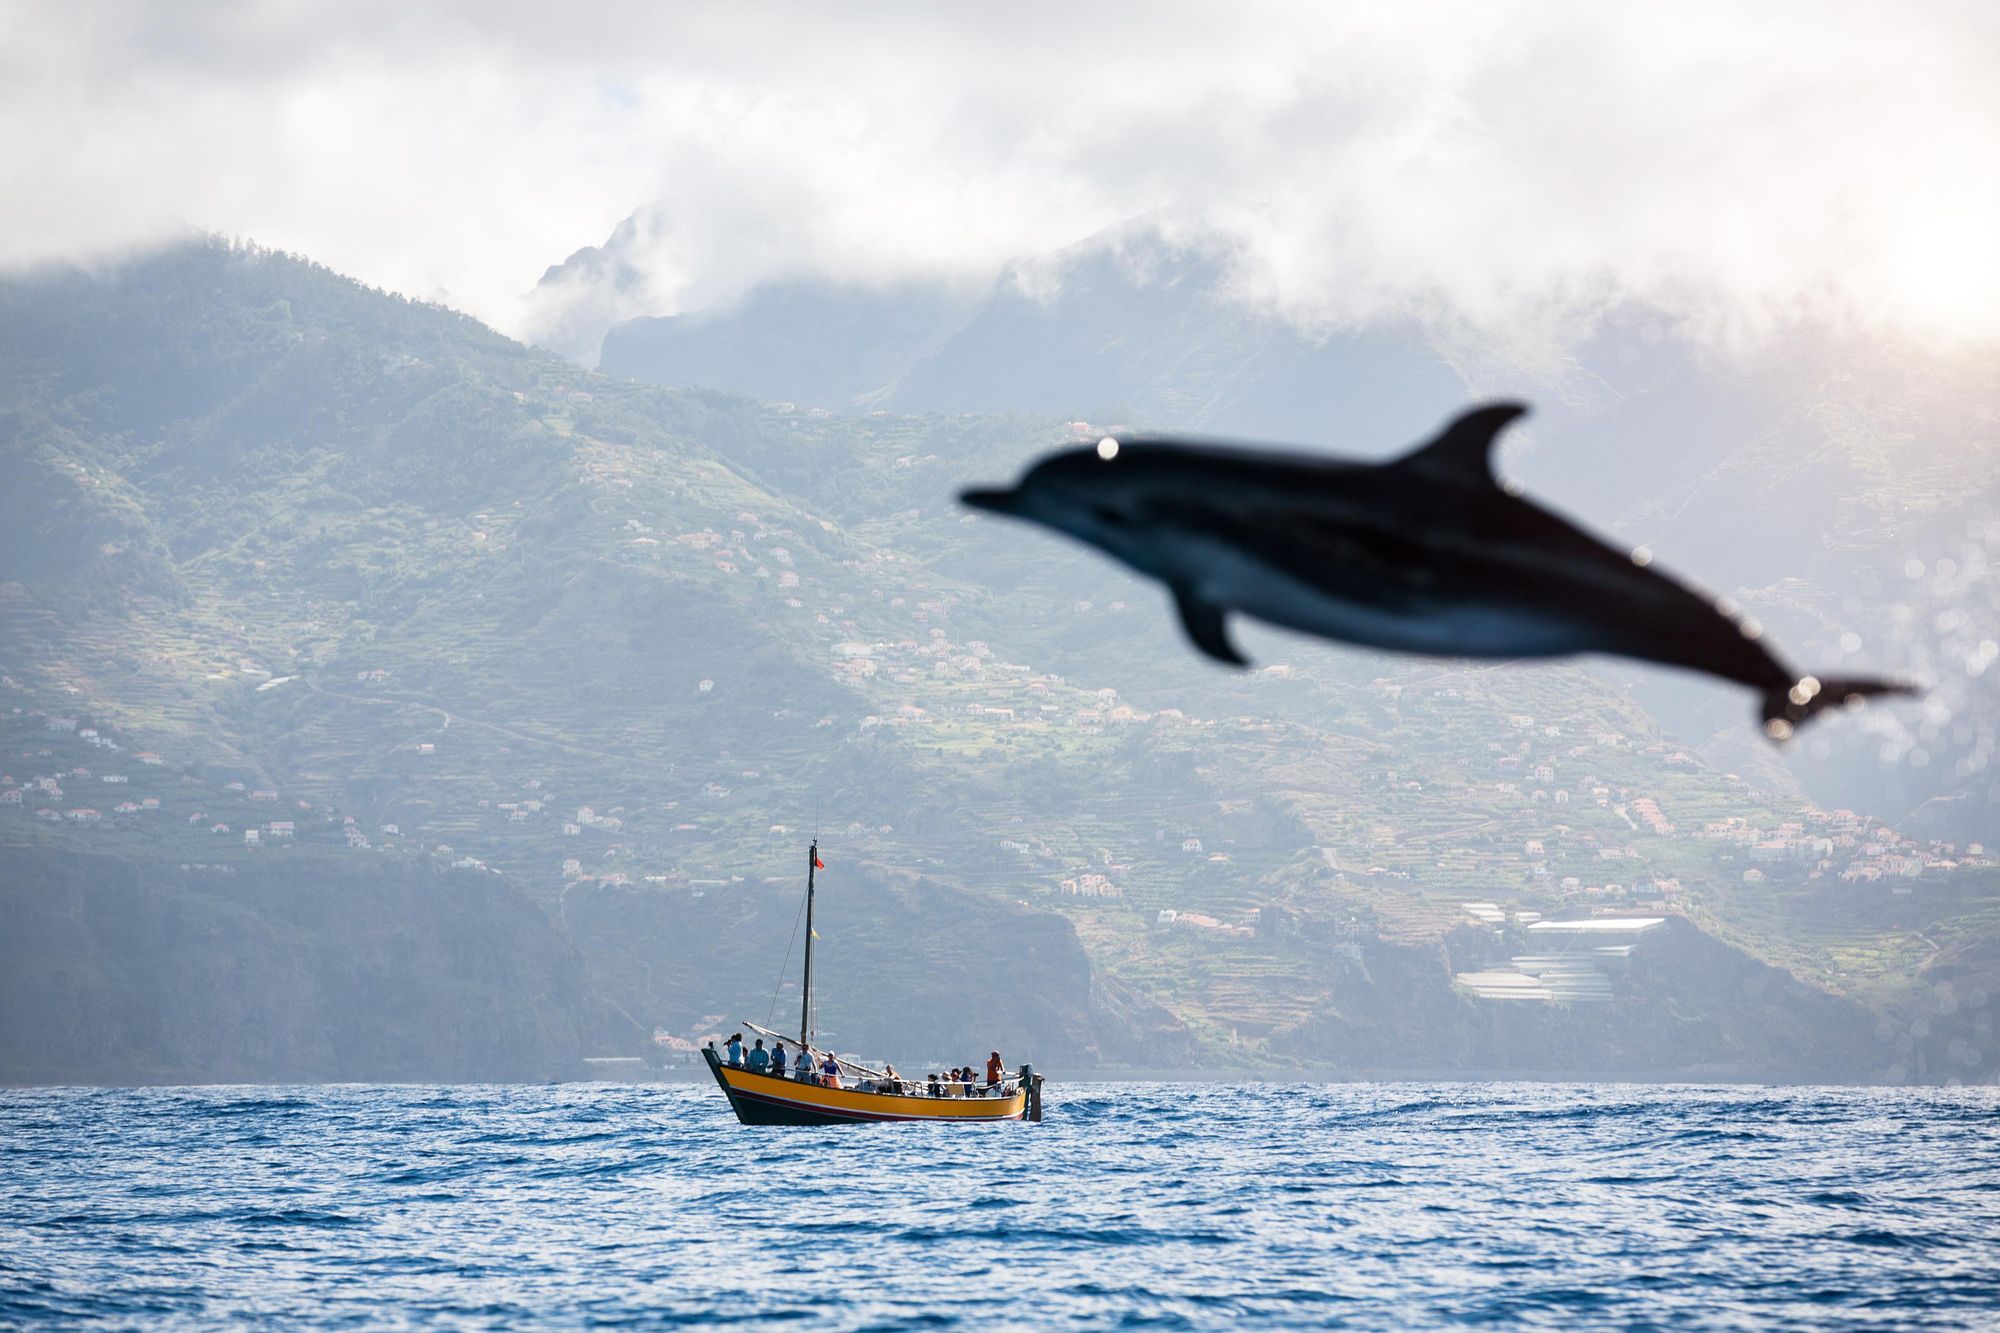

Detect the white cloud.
[{"left": 3, "top": 0, "right": 1996, "bottom": 354}]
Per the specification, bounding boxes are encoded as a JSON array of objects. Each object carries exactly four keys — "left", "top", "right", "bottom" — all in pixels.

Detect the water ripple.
[{"left": 1, "top": 1082, "right": 1997, "bottom": 1329}]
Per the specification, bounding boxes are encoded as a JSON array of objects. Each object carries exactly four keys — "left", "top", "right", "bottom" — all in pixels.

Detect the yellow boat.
[{"left": 701, "top": 841, "right": 1044, "bottom": 1126}]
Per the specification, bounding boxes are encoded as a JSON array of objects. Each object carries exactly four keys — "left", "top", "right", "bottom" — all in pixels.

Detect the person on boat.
[
  {"left": 881, "top": 1063, "right": 902, "bottom": 1094},
  {"left": 771, "top": 1042, "right": 788, "bottom": 1078},
  {"left": 725, "top": 1033, "right": 746, "bottom": 1067},
  {"left": 986, "top": 1051, "right": 1004, "bottom": 1089},
  {"left": 746, "top": 1038, "right": 769, "bottom": 1074},
  {"left": 819, "top": 1053, "right": 841, "bottom": 1088},
  {"left": 796, "top": 1050, "right": 818, "bottom": 1083},
  {"left": 926, "top": 1072, "right": 942, "bottom": 1098}
]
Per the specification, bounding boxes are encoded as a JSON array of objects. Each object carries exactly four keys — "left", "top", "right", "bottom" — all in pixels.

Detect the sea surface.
[{"left": 2, "top": 1082, "right": 1997, "bottom": 1329}]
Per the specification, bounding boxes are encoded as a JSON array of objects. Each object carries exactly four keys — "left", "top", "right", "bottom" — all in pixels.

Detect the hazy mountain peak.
[
  {"left": 525, "top": 207, "right": 674, "bottom": 365},
  {"left": 533, "top": 201, "right": 1278, "bottom": 380}
]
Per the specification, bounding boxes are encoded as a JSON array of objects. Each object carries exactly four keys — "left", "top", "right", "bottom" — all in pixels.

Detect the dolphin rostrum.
[{"left": 961, "top": 403, "right": 1915, "bottom": 739}]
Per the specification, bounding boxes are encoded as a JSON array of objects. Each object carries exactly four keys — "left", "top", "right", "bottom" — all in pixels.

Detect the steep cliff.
[{"left": 0, "top": 848, "right": 597, "bottom": 1085}]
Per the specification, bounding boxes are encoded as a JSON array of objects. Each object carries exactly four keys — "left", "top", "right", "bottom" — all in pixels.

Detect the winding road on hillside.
[
  {"left": 303, "top": 674, "right": 678, "bottom": 772},
  {"left": 1395, "top": 817, "right": 1503, "bottom": 846}
]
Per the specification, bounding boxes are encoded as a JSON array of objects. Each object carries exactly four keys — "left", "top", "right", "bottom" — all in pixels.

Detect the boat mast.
[{"left": 799, "top": 839, "right": 818, "bottom": 1049}]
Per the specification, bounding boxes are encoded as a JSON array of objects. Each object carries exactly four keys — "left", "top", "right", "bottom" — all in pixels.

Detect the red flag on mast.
[{"left": 813, "top": 850, "right": 825, "bottom": 870}]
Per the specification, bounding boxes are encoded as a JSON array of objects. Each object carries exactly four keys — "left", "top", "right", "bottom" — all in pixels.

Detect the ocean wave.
[{"left": 1, "top": 1082, "right": 1996, "bottom": 1328}]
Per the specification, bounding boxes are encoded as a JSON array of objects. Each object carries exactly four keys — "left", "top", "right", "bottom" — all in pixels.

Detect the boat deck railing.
[
  {"left": 711, "top": 1045, "right": 1043, "bottom": 1118},
  {"left": 726, "top": 1063, "right": 1020, "bottom": 1099}
]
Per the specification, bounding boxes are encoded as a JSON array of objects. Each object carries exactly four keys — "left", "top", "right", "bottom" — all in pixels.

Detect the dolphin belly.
[
  {"left": 1181, "top": 542, "right": 1594, "bottom": 659},
  {"left": 1289, "top": 598, "right": 1597, "bottom": 657}
]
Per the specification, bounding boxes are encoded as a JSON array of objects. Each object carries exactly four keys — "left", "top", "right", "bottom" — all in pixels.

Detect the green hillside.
[{"left": 2, "top": 239, "right": 1993, "bottom": 1081}]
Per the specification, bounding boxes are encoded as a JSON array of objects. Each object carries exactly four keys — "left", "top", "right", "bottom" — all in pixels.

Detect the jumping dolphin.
[{"left": 961, "top": 403, "right": 1915, "bottom": 738}]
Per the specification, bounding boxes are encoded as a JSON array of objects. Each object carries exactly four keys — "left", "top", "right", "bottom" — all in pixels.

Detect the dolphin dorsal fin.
[{"left": 1391, "top": 402, "right": 1529, "bottom": 485}]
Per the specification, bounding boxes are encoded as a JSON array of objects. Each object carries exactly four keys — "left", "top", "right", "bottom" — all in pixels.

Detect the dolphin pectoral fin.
[
  {"left": 1173, "top": 588, "right": 1249, "bottom": 667},
  {"left": 1392, "top": 402, "right": 1529, "bottom": 485}
]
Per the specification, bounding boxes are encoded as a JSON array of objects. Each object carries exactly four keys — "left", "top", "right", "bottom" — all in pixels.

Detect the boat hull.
[{"left": 703, "top": 1049, "right": 1027, "bottom": 1125}]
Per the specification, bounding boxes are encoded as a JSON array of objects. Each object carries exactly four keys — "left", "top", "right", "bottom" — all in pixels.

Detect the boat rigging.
[{"left": 702, "top": 840, "right": 1045, "bottom": 1125}]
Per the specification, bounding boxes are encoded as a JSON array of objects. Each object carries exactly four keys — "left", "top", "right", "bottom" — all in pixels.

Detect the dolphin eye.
[{"left": 1095, "top": 505, "right": 1129, "bottom": 527}]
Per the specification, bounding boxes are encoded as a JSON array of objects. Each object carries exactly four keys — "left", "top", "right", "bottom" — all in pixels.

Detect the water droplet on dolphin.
[{"left": 1097, "top": 437, "right": 1120, "bottom": 460}]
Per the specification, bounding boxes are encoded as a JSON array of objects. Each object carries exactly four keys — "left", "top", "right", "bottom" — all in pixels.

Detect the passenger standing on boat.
[
  {"left": 771, "top": 1042, "right": 788, "bottom": 1078},
  {"left": 986, "top": 1051, "right": 1004, "bottom": 1089},
  {"left": 747, "top": 1038, "right": 769, "bottom": 1074},
  {"left": 796, "top": 1050, "right": 818, "bottom": 1083},
  {"left": 882, "top": 1063, "right": 902, "bottom": 1094},
  {"left": 927, "top": 1072, "right": 942, "bottom": 1098},
  {"left": 725, "top": 1033, "right": 746, "bottom": 1067},
  {"left": 819, "top": 1053, "right": 841, "bottom": 1088}
]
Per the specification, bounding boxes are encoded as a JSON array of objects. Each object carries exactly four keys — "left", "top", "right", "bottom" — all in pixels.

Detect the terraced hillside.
[{"left": 2, "top": 240, "right": 1994, "bottom": 1080}]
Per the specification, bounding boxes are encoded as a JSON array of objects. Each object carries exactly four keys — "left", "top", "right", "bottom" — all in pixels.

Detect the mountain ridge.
[{"left": 2, "top": 237, "right": 1992, "bottom": 1083}]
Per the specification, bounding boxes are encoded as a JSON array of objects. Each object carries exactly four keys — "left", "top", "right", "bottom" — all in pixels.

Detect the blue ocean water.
[{"left": 2, "top": 1082, "right": 1996, "bottom": 1329}]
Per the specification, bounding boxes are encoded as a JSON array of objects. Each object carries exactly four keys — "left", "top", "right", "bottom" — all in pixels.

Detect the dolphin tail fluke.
[{"left": 1759, "top": 674, "right": 1919, "bottom": 740}]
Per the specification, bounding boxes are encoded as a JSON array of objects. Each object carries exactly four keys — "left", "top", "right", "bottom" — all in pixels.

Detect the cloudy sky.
[{"left": 5, "top": 1, "right": 1996, "bottom": 354}]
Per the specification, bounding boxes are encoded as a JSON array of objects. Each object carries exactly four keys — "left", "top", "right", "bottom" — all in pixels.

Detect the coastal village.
[
  {"left": 6, "top": 627, "right": 1985, "bottom": 1034},
  {"left": 9, "top": 655, "right": 1978, "bottom": 909},
  {"left": 2, "top": 370, "right": 1989, "bottom": 1057}
]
